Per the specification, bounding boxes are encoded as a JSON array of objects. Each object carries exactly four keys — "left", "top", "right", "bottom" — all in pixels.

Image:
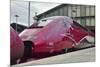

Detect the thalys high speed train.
[
  {"left": 11, "top": 16, "right": 94, "bottom": 64},
  {"left": 19, "top": 16, "right": 94, "bottom": 56}
]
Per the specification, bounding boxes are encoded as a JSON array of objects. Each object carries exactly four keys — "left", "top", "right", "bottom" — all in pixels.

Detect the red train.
[
  {"left": 11, "top": 16, "right": 94, "bottom": 64},
  {"left": 10, "top": 27, "right": 24, "bottom": 64}
]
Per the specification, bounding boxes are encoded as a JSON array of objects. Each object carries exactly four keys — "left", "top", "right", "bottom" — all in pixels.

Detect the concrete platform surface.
[{"left": 12, "top": 47, "right": 95, "bottom": 67}]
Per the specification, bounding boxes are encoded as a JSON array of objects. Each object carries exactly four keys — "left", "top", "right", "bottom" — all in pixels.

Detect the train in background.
[
  {"left": 10, "top": 27, "right": 24, "bottom": 64},
  {"left": 11, "top": 16, "right": 95, "bottom": 64}
]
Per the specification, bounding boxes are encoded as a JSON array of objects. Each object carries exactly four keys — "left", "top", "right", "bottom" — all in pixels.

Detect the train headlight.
[{"left": 49, "top": 42, "right": 54, "bottom": 46}]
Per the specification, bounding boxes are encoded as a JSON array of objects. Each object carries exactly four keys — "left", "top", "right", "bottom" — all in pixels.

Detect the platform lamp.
[{"left": 14, "top": 15, "right": 19, "bottom": 32}]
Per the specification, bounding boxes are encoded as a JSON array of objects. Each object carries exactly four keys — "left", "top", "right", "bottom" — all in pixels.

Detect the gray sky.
[{"left": 11, "top": 0, "right": 60, "bottom": 26}]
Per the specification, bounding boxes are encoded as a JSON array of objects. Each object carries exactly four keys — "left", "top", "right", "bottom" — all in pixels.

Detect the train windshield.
[
  {"left": 28, "top": 16, "right": 70, "bottom": 28},
  {"left": 38, "top": 18, "right": 53, "bottom": 26}
]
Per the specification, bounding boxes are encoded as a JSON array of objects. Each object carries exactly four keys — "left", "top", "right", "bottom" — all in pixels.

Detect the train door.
[{"left": 20, "top": 41, "right": 33, "bottom": 63}]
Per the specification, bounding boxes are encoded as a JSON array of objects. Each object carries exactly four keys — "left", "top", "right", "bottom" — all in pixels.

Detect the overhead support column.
[{"left": 28, "top": 1, "right": 30, "bottom": 26}]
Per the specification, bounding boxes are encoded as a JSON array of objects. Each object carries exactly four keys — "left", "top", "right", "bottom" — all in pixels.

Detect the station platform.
[{"left": 12, "top": 47, "right": 95, "bottom": 67}]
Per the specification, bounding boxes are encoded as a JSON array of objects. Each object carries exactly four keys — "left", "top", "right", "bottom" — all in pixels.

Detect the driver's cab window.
[
  {"left": 28, "top": 17, "right": 55, "bottom": 29},
  {"left": 38, "top": 18, "right": 53, "bottom": 26}
]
